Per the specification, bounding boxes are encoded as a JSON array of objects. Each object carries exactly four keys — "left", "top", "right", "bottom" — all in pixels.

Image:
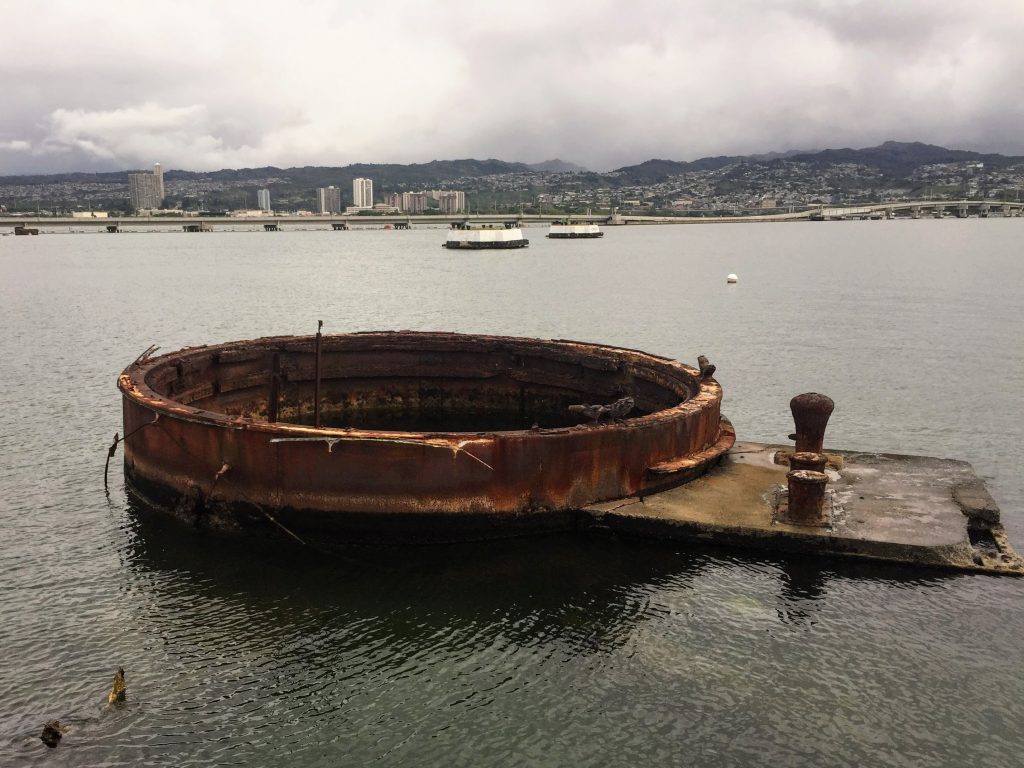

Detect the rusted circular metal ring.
[{"left": 118, "top": 332, "right": 734, "bottom": 540}]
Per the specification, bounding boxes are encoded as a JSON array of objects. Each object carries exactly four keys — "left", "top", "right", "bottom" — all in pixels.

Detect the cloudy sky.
[{"left": 2, "top": 0, "right": 1023, "bottom": 174}]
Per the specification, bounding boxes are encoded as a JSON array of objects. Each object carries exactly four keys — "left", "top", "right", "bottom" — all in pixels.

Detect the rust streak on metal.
[{"left": 269, "top": 434, "right": 495, "bottom": 470}]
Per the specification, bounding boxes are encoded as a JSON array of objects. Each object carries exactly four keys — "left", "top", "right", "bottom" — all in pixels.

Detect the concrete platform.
[{"left": 585, "top": 442, "right": 1024, "bottom": 575}]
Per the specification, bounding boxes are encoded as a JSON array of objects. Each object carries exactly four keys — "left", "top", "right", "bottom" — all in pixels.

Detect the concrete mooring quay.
[
  {"left": 586, "top": 441, "right": 1023, "bottom": 576},
  {"left": 588, "top": 391, "right": 1021, "bottom": 575}
]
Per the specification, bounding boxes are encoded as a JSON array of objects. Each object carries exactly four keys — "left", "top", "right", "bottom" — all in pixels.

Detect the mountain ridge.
[
  {"left": 4, "top": 142, "right": 1022, "bottom": 187},
  {"left": 608, "top": 141, "right": 1024, "bottom": 183}
]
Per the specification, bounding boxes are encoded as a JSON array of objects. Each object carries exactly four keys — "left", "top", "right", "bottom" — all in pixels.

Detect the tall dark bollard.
[{"left": 789, "top": 393, "right": 834, "bottom": 454}]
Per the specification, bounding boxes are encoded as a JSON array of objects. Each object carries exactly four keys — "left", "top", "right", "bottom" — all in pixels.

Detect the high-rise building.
[
  {"left": 257, "top": 188, "right": 271, "bottom": 212},
  {"left": 128, "top": 162, "right": 166, "bottom": 211},
  {"left": 317, "top": 186, "right": 342, "bottom": 214},
  {"left": 402, "top": 192, "right": 428, "bottom": 213},
  {"left": 437, "top": 190, "right": 466, "bottom": 213},
  {"left": 383, "top": 192, "right": 401, "bottom": 209},
  {"left": 153, "top": 162, "right": 164, "bottom": 200},
  {"left": 352, "top": 177, "right": 373, "bottom": 209}
]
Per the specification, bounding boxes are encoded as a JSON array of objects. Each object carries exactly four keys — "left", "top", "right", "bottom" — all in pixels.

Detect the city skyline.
[{"left": 2, "top": 1, "right": 1023, "bottom": 175}]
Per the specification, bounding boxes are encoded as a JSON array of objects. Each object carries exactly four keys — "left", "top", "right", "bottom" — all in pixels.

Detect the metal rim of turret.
[{"left": 117, "top": 331, "right": 734, "bottom": 542}]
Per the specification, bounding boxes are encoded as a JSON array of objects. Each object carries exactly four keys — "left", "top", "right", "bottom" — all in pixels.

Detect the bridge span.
[
  {"left": 3, "top": 201, "right": 1021, "bottom": 233},
  {"left": 611, "top": 200, "right": 1024, "bottom": 224},
  {"left": 0, "top": 213, "right": 605, "bottom": 232}
]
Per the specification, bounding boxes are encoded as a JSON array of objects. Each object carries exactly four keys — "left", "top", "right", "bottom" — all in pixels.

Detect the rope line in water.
[{"left": 103, "top": 415, "right": 160, "bottom": 491}]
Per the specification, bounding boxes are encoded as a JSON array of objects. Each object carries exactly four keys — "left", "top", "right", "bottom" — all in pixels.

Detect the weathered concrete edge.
[{"left": 583, "top": 504, "right": 1022, "bottom": 576}]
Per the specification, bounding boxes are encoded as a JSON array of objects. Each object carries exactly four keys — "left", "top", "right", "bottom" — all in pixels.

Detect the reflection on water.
[
  {"left": 123, "top": 496, "right": 686, "bottom": 651},
  {"left": 26, "top": 497, "right": 970, "bottom": 767}
]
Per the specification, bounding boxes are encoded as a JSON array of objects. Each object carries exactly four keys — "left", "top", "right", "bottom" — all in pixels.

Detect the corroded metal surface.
[
  {"left": 785, "top": 469, "right": 829, "bottom": 525},
  {"left": 119, "top": 332, "right": 733, "bottom": 540},
  {"left": 789, "top": 451, "right": 827, "bottom": 474},
  {"left": 789, "top": 392, "right": 835, "bottom": 454}
]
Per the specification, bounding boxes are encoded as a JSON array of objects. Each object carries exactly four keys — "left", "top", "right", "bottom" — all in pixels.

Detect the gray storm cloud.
[{"left": 1, "top": 0, "right": 1023, "bottom": 174}]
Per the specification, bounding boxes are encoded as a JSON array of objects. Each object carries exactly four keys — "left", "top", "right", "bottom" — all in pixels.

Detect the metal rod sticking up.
[
  {"left": 268, "top": 352, "right": 281, "bottom": 424},
  {"left": 314, "top": 320, "right": 323, "bottom": 429}
]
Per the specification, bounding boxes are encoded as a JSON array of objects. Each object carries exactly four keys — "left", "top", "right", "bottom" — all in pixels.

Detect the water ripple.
[{"left": 3, "top": 226, "right": 1024, "bottom": 766}]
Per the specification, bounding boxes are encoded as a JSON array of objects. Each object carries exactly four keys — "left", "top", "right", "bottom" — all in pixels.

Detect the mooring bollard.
[
  {"left": 787, "top": 469, "right": 829, "bottom": 524},
  {"left": 789, "top": 393, "right": 834, "bottom": 454},
  {"left": 789, "top": 451, "right": 827, "bottom": 474}
]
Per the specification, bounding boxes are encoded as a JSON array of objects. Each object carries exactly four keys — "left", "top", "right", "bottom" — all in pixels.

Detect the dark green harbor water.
[{"left": 1, "top": 221, "right": 1023, "bottom": 766}]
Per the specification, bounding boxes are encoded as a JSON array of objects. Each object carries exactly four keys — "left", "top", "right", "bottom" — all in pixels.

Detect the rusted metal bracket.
[
  {"left": 697, "top": 355, "right": 716, "bottom": 380},
  {"left": 132, "top": 344, "right": 160, "bottom": 366}
]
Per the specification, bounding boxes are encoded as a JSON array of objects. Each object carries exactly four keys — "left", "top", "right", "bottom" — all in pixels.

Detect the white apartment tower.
[
  {"left": 257, "top": 188, "right": 271, "bottom": 212},
  {"left": 153, "top": 162, "right": 164, "bottom": 200},
  {"left": 352, "top": 177, "right": 373, "bottom": 209}
]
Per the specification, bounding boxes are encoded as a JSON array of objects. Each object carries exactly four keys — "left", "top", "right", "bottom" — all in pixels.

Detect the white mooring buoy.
[{"left": 727, "top": 273, "right": 738, "bottom": 284}]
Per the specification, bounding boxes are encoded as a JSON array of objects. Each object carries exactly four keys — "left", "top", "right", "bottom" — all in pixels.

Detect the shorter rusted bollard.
[
  {"left": 789, "top": 393, "right": 834, "bottom": 454},
  {"left": 787, "top": 469, "right": 829, "bottom": 525},
  {"left": 790, "top": 451, "right": 827, "bottom": 474}
]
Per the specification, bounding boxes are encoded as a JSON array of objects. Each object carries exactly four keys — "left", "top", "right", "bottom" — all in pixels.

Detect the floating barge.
[
  {"left": 116, "top": 331, "right": 1022, "bottom": 574},
  {"left": 443, "top": 222, "right": 528, "bottom": 249},
  {"left": 547, "top": 220, "right": 603, "bottom": 238}
]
